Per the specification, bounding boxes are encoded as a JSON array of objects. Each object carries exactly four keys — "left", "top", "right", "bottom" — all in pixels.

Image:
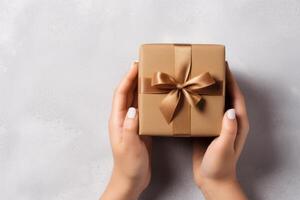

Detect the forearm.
[{"left": 200, "top": 179, "right": 247, "bottom": 200}]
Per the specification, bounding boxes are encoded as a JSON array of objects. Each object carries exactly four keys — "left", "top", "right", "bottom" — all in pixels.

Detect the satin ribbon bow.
[{"left": 151, "top": 70, "right": 216, "bottom": 123}]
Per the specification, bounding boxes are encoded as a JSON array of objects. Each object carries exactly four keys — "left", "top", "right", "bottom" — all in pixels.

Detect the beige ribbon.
[{"left": 151, "top": 71, "right": 216, "bottom": 123}]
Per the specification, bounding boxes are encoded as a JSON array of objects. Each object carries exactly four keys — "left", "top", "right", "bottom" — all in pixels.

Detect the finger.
[
  {"left": 127, "top": 63, "right": 139, "bottom": 108},
  {"left": 109, "top": 62, "right": 138, "bottom": 140},
  {"left": 226, "top": 64, "right": 250, "bottom": 155},
  {"left": 226, "top": 62, "right": 244, "bottom": 103},
  {"left": 131, "top": 85, "right": 138, "bottom": 108},
  {"left": 122, "top": 107, "right": 139, "bottom": 143},
  {"left": 112, "top": 62, "right": 138, "bottom": 119},
  {"left": 226, "top": 63, "right": 249, "bottom": 129},
  {"left": 218, "top": 109, "right": 238, "bottom": 150}
]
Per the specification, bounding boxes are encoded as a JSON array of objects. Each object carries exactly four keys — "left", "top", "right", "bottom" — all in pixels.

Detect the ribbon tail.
[{"left": 159, "top": 89, "right": 182, "bottom": 123}]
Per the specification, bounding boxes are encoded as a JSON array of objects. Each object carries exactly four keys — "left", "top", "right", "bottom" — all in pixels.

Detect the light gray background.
[{"left": 1, "top": 0, "right": 300, "bottom": 199}]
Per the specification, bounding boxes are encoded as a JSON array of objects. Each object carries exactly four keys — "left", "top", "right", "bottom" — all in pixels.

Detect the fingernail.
[
  {"left": 133, "top": 60, "right": 139, "bottom": 66},
  {"left": 127, "top": 107, "right": 136, "bottom": 119},
  {"left": 226, "top": 109, "right": 236, "bottom": 120},
  {"left": 131, "top": 61, "right": 138, "bottom": 69}
]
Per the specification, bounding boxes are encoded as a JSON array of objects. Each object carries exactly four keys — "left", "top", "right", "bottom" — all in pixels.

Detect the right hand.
[{"left": 192, "top": 64, "right": 250, "bottom": 200}]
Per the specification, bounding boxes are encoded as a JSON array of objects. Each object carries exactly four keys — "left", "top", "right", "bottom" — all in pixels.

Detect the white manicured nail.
[
  {"left": 133, "top": 60, "right": 139, "bottom": 66},
  {"left": 127, "top": 107, "right": 136, "bottom": 119},
  {"left": 226, "top": 109, "right": 236, "bottom": 120},
  {"left": 131, "top": 61, "right": 138, "bottom": 69}
]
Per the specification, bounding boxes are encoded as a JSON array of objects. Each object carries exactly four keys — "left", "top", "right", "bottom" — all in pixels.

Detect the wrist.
[
  {"left": 101, "top": 170, "right": 142, "bottom": 200},
  {"left": 199, "top": 178, "right": 247, "bottom": 200},
  {"left": 200, "top": 177, "right": 237, "bottom": 191}
]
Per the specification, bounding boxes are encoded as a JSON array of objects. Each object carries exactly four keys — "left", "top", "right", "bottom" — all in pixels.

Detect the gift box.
[{"left": 138, "top": 44, "right": 226, "bottom": 137}]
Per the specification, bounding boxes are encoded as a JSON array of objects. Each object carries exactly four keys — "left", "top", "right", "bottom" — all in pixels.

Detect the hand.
[
  {"left": 192, "top": 64, "right": 250, "bottom": 200},
  {"left": 101, "top": 62, "right": 152, "bottom": 200}
]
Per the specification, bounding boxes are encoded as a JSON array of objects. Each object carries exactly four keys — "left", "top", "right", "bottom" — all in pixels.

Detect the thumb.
[
  {"left": 218, "top": 109, "right": 238, "bottom": 149},
  {"left": 122, "top": 107, "right": 139, "bottom": 142}
]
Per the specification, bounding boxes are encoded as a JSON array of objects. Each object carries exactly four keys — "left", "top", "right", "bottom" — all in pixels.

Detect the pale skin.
[{"left": 101, "top": 62, "right": 250, "bottom": 200}]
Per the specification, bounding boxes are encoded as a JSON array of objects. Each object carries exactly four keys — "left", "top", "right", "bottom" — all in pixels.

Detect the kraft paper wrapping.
[{"left": 138, "top": 44, "right": 226, "bottom": 137}]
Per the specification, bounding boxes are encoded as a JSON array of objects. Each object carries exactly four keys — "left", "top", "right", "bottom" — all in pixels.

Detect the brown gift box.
[{"left": 138, "top": 44, "right": 226, "bottom": 137}]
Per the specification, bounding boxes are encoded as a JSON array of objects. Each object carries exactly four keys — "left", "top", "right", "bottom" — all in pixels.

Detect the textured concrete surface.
[{"left": 1, "top": 0, "right": 300, "bottom": 199}]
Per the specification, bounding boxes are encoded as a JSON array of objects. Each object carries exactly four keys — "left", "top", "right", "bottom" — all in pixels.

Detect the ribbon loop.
[{"left": 151, "top": 72, "right": 177, "bottom": 90}]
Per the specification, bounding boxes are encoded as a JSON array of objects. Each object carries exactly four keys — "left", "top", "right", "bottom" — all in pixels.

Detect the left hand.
[{"left": 101, "top": 62, "right": 152, "bottom": 200}]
